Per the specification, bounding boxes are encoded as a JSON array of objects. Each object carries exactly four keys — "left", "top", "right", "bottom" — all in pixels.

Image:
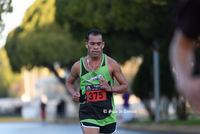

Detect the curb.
[{"left": 120, "top": 123, "right": 200, "bottom": 134}]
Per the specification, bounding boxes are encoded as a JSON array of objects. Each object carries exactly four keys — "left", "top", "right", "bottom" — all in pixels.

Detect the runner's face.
[{"left": 86, "top": 34, "right": 104, "bottom": 58}]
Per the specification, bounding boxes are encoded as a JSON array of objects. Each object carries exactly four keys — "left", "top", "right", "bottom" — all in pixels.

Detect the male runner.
[{"left": 66, "top": 29, "right": 129, "bottom": 134}]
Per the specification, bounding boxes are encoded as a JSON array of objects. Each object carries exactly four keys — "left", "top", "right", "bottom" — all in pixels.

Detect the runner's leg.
[{"left": 82, "top": 126, "right": 99, "bottom": 134}]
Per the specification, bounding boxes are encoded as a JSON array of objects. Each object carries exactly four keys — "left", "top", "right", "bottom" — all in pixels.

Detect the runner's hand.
[
  {"left": 72, "top": 92, "right": 80, "bottom": 102},
  {"left": 100, "top": 76, "right": 111, "bottom": 92}
]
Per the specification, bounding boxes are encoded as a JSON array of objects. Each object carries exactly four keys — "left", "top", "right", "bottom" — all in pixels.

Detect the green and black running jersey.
[{"left": 79, "top": 54, "right": 117, "bottom": 126}]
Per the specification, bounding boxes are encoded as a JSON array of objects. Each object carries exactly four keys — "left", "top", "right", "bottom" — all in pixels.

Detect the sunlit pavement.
[{"left": 0, "top": 121, "right": 186, "bottom": 134}]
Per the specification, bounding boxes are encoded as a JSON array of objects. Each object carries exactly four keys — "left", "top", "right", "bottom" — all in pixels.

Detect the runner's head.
[{"left": 85, "top": 29, "right": 105, "bottom": 58}]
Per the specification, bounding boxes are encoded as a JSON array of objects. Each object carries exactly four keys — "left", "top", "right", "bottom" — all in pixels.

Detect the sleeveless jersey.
[{"left": 79, "top": 54, "right": 117, "bottom": 126}]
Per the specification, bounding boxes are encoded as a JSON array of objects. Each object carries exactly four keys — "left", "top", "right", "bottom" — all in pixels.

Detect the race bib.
[{"left": 85, "top": 84, "right": 107, "bottom": 102}]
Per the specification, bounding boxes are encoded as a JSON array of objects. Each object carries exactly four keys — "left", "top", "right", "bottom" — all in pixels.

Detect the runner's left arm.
[{"left": 100, "top": 60, "right": 129, "bottom": 93}]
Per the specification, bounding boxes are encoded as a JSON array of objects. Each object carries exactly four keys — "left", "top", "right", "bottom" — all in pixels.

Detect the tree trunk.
[
  {"left": 176, "top": 98, "right": 187, "bottom": 120},
  {"left": 142, "top": 99, "right": 155, "bottom": 120},
  {"left": 160, "top": 96, "right": 170, "bottom": 120}
]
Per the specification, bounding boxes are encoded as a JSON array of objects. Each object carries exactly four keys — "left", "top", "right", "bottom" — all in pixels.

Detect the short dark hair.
[{"left": 86, "top": 29, "right": 103, "bottom": 42}]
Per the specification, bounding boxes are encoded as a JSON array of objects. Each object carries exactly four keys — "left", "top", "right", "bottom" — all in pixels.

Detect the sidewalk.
[
  {"left": 58, "top": 117, "right": 200, "bottom": 134},
  {"left": 119, "top": 123, "right": 200, "bottom": 134},
  {"left": 3, "top": 116, "right": 200, "bottom": 133}
]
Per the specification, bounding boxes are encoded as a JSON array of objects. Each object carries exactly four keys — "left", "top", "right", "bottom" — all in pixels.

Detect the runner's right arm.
[{"left": 66, "top": 61, "right": 80, "bottom": 102}]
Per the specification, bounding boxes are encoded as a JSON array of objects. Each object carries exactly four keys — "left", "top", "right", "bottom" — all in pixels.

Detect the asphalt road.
[{"left": 0, "top": 122, "right": 184, "bottom": 134}]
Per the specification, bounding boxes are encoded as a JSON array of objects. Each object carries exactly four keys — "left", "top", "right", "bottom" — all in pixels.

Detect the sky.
[{"left": 0, "top": 0, "right": 36, "bottom": 48}]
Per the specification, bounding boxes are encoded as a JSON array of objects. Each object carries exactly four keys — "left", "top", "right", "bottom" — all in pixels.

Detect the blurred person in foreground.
[
  {"left": 169, "top": 0, "right": 200, "bottom": 114},
  {"left": 66, "top": 29, "right": 129, "bottom": 134}
]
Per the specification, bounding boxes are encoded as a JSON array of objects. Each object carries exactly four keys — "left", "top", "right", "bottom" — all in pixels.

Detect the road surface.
[{"left": 0, "top": 122, "right": 184, "bottom": 134}]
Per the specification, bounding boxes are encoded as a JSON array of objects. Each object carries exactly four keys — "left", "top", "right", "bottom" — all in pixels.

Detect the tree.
[
  {"left": 0, "top": 47, "right": 21, "bottom": 97},
  {"left": 5, "top": 0, "right": 82, "bottom": 84},
  {"left": 0, "top": 0, "right": 13, "bottom": 36},
  {"left": 55, "top": 0, "right": 177, "bottom": 62}
]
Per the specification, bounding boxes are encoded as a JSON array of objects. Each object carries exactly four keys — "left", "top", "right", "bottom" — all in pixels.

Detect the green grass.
[
  {"left": 128, "top": 118, "right": 200, "bottom": 125},
  {"left": 162, "top": 118, "right": 200, "bottom": 125},
  {"left": 0, "top": 116, "right": 24, "bottom": 122},
  {"left": 129, "top": 119, "right": 154, "bottom": 124}
]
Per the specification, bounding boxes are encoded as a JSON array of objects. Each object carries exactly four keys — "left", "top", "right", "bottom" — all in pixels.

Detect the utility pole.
[{"left": 153, "top": 39, "right": 160, "bottom": 124}]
